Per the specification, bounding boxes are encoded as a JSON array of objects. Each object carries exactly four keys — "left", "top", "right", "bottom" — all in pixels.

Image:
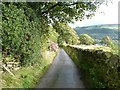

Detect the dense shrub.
[
  {"left": 101, "top": 36, "right": 114, "bottom": 46},
  {"left": 79, "top": 34, "right": 95, "bottom": 45},
  {"left": 100, "top": 36, "right": 119, "bottom": 54},
  {"left": 2, "top": 3, "right": 49, "bottom": 65}
]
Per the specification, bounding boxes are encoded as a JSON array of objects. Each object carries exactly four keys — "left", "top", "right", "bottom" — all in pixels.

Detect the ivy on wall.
[{"left": 64, "top": 45, "right": 120, "bottom": 88}]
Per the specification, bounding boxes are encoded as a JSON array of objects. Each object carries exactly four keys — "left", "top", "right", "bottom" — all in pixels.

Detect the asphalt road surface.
[{"left": 37, "top": 48, "right": 85, "bottom": 88}]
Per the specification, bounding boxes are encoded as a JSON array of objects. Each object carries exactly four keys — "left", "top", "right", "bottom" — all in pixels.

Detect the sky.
[{"left": 69, "top": 0, "right": 119, "bottom": 28}]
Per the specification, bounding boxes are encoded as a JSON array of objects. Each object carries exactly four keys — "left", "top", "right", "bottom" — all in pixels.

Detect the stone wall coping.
[{"left": 68, "top": 45, "right": 112, "bottom": 52}]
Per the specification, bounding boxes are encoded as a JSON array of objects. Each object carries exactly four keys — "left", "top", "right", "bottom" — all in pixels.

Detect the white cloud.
[{"left": 69, "top": 0, "right": 119, "bottom": 28}]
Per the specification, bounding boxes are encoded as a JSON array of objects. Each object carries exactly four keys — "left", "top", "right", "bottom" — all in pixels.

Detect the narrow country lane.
[{"left": 37, "top": 48, "right": 85, "bottom": 88}]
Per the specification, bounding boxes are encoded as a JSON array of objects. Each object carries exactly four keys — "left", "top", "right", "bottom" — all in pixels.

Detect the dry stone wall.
[{"left": 63, "top": 45, "right": 120, "bottom": 88}]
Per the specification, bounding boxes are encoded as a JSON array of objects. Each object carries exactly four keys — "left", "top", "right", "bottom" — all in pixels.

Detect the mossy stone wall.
[{"left": 63, "top": 45, "right": 120, "bottom": 88}]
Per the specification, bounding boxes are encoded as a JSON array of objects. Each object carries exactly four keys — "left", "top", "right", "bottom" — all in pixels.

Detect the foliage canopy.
[
  {"left": 53, "top": 22, "right": 79, "bottom": 46},
  {"left": 2, "top": 1, "right": 104, "bottom": 65},
  {"left": 26, "top": 2, "right": 100, "bottom": 24}
]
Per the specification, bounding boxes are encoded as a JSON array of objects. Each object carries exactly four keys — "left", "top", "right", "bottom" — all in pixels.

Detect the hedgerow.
[{"left": 2, "top": 3, "right": 49, "bottom": 66}]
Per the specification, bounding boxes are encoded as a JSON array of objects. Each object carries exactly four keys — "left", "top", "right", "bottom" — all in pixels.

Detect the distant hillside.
[{"left": 74, "top": 24, "right": 119, "bottom": 44}]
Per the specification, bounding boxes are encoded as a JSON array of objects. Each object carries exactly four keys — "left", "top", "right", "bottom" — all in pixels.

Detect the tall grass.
[{"left": 2, "top": 51, "right": 57, "bottom": 88}]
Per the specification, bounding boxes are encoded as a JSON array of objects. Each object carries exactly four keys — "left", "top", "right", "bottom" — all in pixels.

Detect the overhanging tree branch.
[
  {"left": 41, "top": 2, "right": 79, "bottom": 16},
  {"left": 41, "top": 2, "right": 60, "bottom": 15}
]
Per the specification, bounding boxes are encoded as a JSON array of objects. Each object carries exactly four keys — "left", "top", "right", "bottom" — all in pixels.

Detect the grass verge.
[{"left": 2, "top": 51, "right": 57, "bottom": 88}]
